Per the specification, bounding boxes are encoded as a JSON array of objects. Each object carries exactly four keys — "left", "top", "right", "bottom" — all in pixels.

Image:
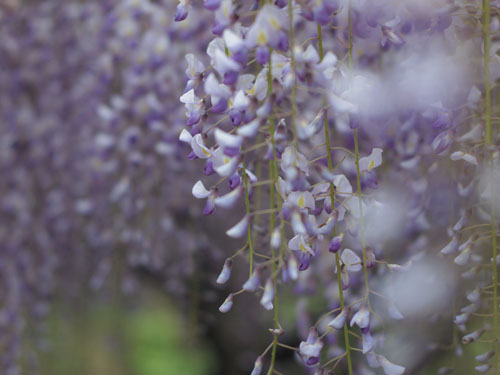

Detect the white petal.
[
  {"left": 291, "top": 211, "right": 307, "bottom": 235},
  {"left": 450, "top": 151, "right": 478, "bottom": 166},
  {"left": 180, "top": 89, "right": 199, "bottom": 104},
  {"left": 303, "top": 45, "right": 319, "bottom": 63},
  {"left": 219, "top": 294, "right": 233, "bottom": 313},
  {"left": 213, "top": 156, "right": 239, "bottom": 177},
  {"left": 341, "top": 249, "right": 362, "bottom": 272},
  {"left": 328, "top": 308, "right": 348, "bottom": 329},
  {"left": 185, "top": 53, "right": 204, "bottom": 77},
  {"left": 237, "top": 119, "right": 260, "bottom": 138},
  {"left": 329, "top": 93, "right": 357, "bottom": 113},
  {"left": 214, "top": 186, "right": 243, "bottom": 208},
  {"left": 214, "top": 128, "right": 243, "bottom": 148},
  {"left": 192, "top": 180, "right": 210, "bottom": 199},
  {"left": 191, "top": 134, "right": 212, "bottom": 159},
  {"left": 226, "top": 215, "right": 249, "bottom": 238},
  {"left": 400, "top": 155, "right": 420, "bottom": 170},
  {"left": 245, "top": 169, "right": 258, "bottom": 183},
  {"left": 350, "top": 305, "right": 370, "bottom": 329},
  {"left": 179, "top": 129, "right": 193, "bottom": 143},
  {"left": 233, "top": 90, "right": 250, "bottom": 111},
  {"left": 344, "top": 196, "right": 366, "bottom": 219},
  {"left": 333, "top": 174, "right": 353, "bottom": 197},
  {"left": 287, "top": 191, "right": 315, "bottom": 210},
  {"left": 359, "top": 148, "right": 383, "bottom": 172},
  {"left": 440, "top": 236, "right": 458, "bottom": 255},
  {"left": 362, "top": 332, "right": 375, "bottom": 354},
  {"left": 454, "top": 248, "right": 470, "bottom": 266},
  {"left": 288, "top": 235, "right": 302, "bottom": 251},
  {"left": 270, "top": 228, "right": 281, "bottom": 249},
  {"left": 236, "top": 73, "right": 255, "bottom": 91},
  {"left": 377, "top": 355, "right": 405, "bottom": 375},
  {"left": 223, "top": 29, "right": 244, "bottom": 52},
  {"left": 214, "top": 49, "right": 240, "bottom": 74}
]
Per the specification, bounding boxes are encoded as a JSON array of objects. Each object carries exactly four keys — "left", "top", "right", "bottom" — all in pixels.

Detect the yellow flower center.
[
  {"left": 367, "top": 159, "right": 375, "bottom": 171},
  {"left": 298, "top": 195, "right": 305, "bottom": 208},
  {"left": 257, "top": 30, "right": 268, "bottom": 45}
]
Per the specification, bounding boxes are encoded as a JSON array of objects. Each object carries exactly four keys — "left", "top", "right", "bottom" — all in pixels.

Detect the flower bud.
[
  {"left": 362, "top": 331, "right": 375, "bottom": 354},
  {"left": 440, "top": 236, "right": 458, "bottom": 255},
  {"left": 219, "top": 294, "right": 234, "bottom": 313},
  {"left": 299, "top": 328, "right": 323, "bottom": 367},
  {"left": 203, "top": 0, "right": 221, "bottom": 10},
  {"left": 328, "top": 233, "right": 343, "bottom": 253},
  {"left": 243, "top": 269, "right": 261, "bottom": 292},
  {"left": 453, "top": 209, "right": 471, "bottom": 232},
  {"left": 216, "top": 258, "right": 232, "bottom": 284},
  {"left": 454, "top": 248, "right": 470, "bottom": 266},
  {"left": 462, "top": 328, "right": 485, "bottom": 344},
  {"left": 250, "top": 356, "right": 263, "bottom": 375},
  {"left": 214, "top": 186, "right": 243, "bottom": 208},
  {"left": 432, "top": 130, "right": 453, "bottom": 154},
  {"left": 287, "top": 255, "right": 299, "bottom": 281},
  {"left": 226, "top": 215, "right": 249, "bottom": 238},
  {"left": 260, "top": 278, "right": 275, "bottom": 310},
  {"left": 328, "top": 307, "right": 349, "bottom": 330},
  {"left": 476, "top": 351, "right": 494, "bottom": 363},
  {"left": 376, "top": 355, "right": 405, "bottom": 375},
  {"left": 350, "top": 305, "right": 370, "bottom": 330},
  {"left": 453, "top": 312, "right": 469, "bottom": 325},
  {"left": 271, "top": 227, "right": 281, "bottom": 250},
  {"left": 269, "top": 328, "right": 284, "bottom": 336},
  {"left": 467, "top": 288, "right": 480, "bottom": 303},
  {"left": 365, "top": 247, "right": 376, "bottom": 268},
  {"left": 174, "top": 3, "right": 188, "bottom": 22},
  {"left": 437, "top": 367, "right": 453, "bottom": 374},
  {"left": 475, "top": 364, "right": 491, "bottom": 374}
]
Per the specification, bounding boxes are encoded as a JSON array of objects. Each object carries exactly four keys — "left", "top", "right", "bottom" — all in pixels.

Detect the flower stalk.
[
  {"left": 243, "top": 161, "right": 255, "bottom": 276},
  {"left": 288, "top": 0, "right": 298, "bottom": 148},
  {"left": 267, "top": 49, "right": 281, "bottom": 375},
  {"left": 318, "top": 24, "right": 353, "bottom": 375},
  {"left": 483, "top": 0, "right": 498, "bottom": 373}
]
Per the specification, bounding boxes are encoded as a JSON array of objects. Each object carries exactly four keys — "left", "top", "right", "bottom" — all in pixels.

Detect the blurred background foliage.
[
  {"left": 33, "top": 282, "right": 487, "bottom": 375},
  {"left": 39, "top": 287, "right": 216, "bottom": 375}
]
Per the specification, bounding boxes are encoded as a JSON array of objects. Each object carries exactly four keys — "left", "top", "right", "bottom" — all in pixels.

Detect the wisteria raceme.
[
  {"left": 1, "top": 0, "right": 500, "bottom": 374},
  {"left": 0, "top": 1, "right": 215, "bottom": 373},
  {"left": 177, "top": 0, "right": 500, "bottom": 374}
]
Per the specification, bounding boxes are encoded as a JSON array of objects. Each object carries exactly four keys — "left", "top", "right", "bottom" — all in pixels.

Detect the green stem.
[
  {"left": 318, "top": 24, "right": 353, "bottom": 375},
  {"left": 483, "top": 1, "right": 498, "bottom": 373},
  {"left": 490, "top": 154, "right": 498, "bottom": 375},
  {"left": 348, "top": 10, "right": 369, "bottom": 304},
  {"left": 254, "top": 133, "right": 264, "bottom": 245},
  {"left": 267, "top": 49, "right": 281, "bottom": 375},
  {"left": 484, "top": 0, "right": 493, "bottom": 145},
  {"left": 288, "top": 0, "right": 298, "bottom": 148},
  {"left": 353, "top": 129, "right": 371, "bottom": 301},
  {"left": 347, "top": 0, "right": 353, "bottom": 70},
  {"left": 242, "top": 161, "right": 254, "bottom": 276},
  {"left": 267, "top": 157, "right": 279, "bottom": 375}
]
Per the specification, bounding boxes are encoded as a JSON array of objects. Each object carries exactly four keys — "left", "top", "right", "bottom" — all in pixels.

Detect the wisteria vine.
[
  {"left": 179, "top": 0, "right": 500, "bottom": 374},
  {"left": 1, "top": 0, "right": 500, "bottom": 374}
]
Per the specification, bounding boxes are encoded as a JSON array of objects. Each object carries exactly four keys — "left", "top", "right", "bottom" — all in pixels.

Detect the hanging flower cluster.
[
  {"left": 1, "top": 0, "right": 500, "bottom": 374},
  {"left": 178, "top": 0, "right": 500, "bottom": 374},
  {"left": 0, "top": 1, "right": 215, "bottom": 373}
]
